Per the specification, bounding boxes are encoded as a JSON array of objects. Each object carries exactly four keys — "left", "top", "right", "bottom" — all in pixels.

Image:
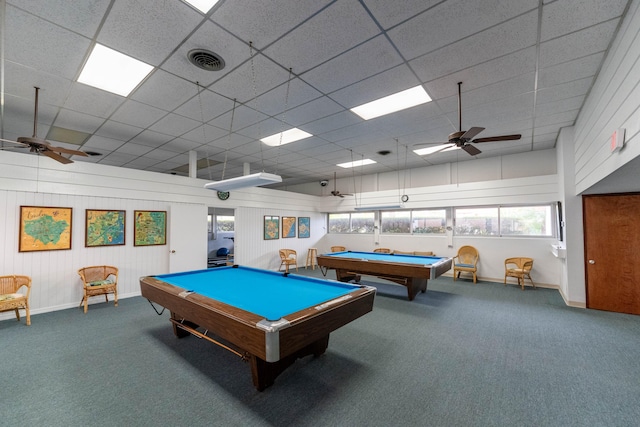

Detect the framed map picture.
[
  {"left": 19, "top": 206, "right": 73, "bottom": 252},
  {"left": 282, "top": 216, "right": 296, "bottom": 238},
  {"left": 85, "top": 209, "right": 126, "bottom": 247},
  {"left": 134, "top": 210, "right": 167, "bottom": 246},
  {"left": 264, "top": 215, "right": 279, "bottom": 240},
  {"left": 298, "top": 217, "right": 310, "bottom": 238}
]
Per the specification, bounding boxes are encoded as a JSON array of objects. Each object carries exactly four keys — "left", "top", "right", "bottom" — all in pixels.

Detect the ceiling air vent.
[{"left": 188, "top": 49, "right": 225, "bottom": 71}]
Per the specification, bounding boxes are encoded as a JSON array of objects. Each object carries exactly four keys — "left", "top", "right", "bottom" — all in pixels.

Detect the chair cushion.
[
  {"left": 216, "top": 247, "right": 230, "bottom": 257},
  {"left": 0, "top": 293, "right": 24, "bottom": 301},
  {"left": 88, "top": 279, "right": 115, "bottom": 286},
  {"left": 455, "top": 263, "right": 475, "bottom": 268}
]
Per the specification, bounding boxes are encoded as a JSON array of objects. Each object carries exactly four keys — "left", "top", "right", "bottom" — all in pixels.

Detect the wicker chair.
[
  {"left": 504, "top": 257, "right": 535, "bottom": 290},
  {"left": 330, "top": 246, "right": 346, "bottom": 252},
  {"left": 77, "top": 266, "right": 119, "bottom": 313},
  {"left": 278, "top": 249, "right": 298, "bottom": 273},
  {"left": 0, "top": 275, "right": 31, "bottom": 325},
  {"left": 453, "top": 245, "right": 479, "bottom": 283}
]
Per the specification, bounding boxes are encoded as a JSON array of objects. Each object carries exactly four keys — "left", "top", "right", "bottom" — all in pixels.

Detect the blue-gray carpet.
[{"left": 2, "top": 270, "right": 639, "bottom": 427}]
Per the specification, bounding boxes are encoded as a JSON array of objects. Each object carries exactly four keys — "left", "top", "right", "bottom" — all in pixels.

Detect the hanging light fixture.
[{"left": 204, "top": 41, "right": 283, "bottom": 192}]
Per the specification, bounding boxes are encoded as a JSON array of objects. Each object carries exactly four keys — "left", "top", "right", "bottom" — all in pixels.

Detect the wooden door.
[{"left": 584, "top": 194, "right": 640, "bottom": 314}]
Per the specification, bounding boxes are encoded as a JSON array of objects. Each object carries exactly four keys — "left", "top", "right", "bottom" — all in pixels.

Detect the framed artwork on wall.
[
  {"left": 19, "top": 206, "right": 73, "bottom": 252},
  {"left": 134, "top": 210, "right": 167, "bottom": 246},
  {"left": 264, "top": 215, "right": 279, "bottom": 240},
  {"left": 298, "top": 217, "right": 310, "bottom": 238},
  {"left": 85, "top": 209, "right": 126, "bottom": 247},
  {"left": 282, "top": 216, "right": 296, "bottom": 238}
]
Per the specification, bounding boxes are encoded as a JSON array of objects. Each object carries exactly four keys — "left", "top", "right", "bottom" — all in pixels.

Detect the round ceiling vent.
[{"left": 188, "top": 49, "right": 225, "bottom": 71}]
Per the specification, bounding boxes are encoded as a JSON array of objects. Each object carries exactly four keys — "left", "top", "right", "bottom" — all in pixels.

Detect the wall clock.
[{"left": 217, "top": 191, "right": 230, "bottom": 200}]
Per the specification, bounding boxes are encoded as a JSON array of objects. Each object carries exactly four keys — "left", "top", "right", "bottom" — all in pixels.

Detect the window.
[
  {"left": 454, "top": 205, "right": 554, "bottom": 237},
  {"left": 412, "top": 209, "right": 446, "bottom": 234},
  {"left": 328, "top": 212, "right": 374, "bottom": 233},
  {"left": 454, "top": 207, "right": 499, "bottom": 236},
  {"left": 381, "top": 211, "right": 410, "bottom": 233},
  {"left": 500, "top": 205, "right": 552, "bottom": 236},
  {"left": 216, "top": 215, "right": 234, "bottom": 232}
]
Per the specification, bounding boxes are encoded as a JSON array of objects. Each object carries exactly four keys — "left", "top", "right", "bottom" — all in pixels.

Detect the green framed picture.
[
  {"left": 134, "top": 210, "right": 167, "bottom": 246},
  {"left": 298, "top": 217, "right": 310, "bottom": 238},
  {"left": 264, "top": 215, "right": 279, "bottom": 240},
  {"left": 85, "top": 209, "right": 126, "bottom": 247}
]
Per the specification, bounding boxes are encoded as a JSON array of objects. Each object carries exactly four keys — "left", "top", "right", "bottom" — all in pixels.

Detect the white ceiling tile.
[
  {"left": 115, "top": 143, "right": 154, "bottom": 156},
  {"left": 95, "top": 121, "right": 144, "bottom": 142},
  {"left": 408, "top": 10, "right": 538, "bottom": 82},
  {"left": 263, "top": 0, "right": 381, "bottom": 73},
  {"left": 10, "top": 0, "right": 110, "bottom": 37},
  {"left": 131, "top": 69, "right": 198, "bottom": 112},
  {"left": 173, "top": 89, "right": 235, "bottom": 123},
  {"left": 253, "top": 78, "right": 323, "bottom": 117},
  {"left": 83, "top": 135, "right": 125, "bottom": 152},
  {"left": 301, "top": 35, "right": 404, "bottom": 94},
  {"left": 363, "top": 0, "right": 443, "bottom": 29},
  {"left": 283, "top": 97, "right": 345, "bottom": 126},
  {"left": 97, "top": 0, "right": 202, "bottom": 66},
  {"left": 536, "top": 77, "right": 593, "bottom": 104},
  {"left": 181, "top": 124, "right": 229, "bottom": 144},
  {"left": 541, "top": 0, "right": 628, "bottom": 42},
  {"left": 63, "top": 83, "right": 124, "bottom": 119},
  {"left": 6, "top": 5, "right": 92, "bottom": 80},
  {"left": 130, "top": 130, "right": 174, "bottom": 148},
  {"left": 538, "top": 52, "right": 605, "bottom": 88},
  {"left": 54, "top": 109, "right": 105, "bottom": 134},
  {"left": 539, "top": 20, "right": 620, "bottom": 67},
  {"left": 149, "top": 113, "right": 201, "bottom": 137},
  {"left": 388, "top": 0, "right": 538, "bottom": 61},
  {"left": 212, "top": 0, "right": 332, "bottom": 49},
  {"left": 110, "top": 100, "right": 168, "bottom": 128}
]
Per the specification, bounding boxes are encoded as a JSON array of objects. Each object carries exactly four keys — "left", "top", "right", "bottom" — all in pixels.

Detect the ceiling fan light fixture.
[
  {"left": 78, "top": 44, "right": 153, "bottom": 97},
  {"left": 350, "top": 85, "right": 431, "bottom": 120}
]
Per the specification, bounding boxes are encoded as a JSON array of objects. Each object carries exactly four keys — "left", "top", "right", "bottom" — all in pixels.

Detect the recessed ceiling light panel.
[
  {"left": 337, "top": 159, "right": 377, "bottom": 168},
  {"left": 261, "top": 128, "right": 313, "bottom": 146},
  {"left": 78, "top": 44, "right": 154, "bottom": 97},
  {"left": 182, "top": 0, "right": 220, "bottom": 13},
  {"left": 350, "top": 85, "right": 432, "bottom": 120}
]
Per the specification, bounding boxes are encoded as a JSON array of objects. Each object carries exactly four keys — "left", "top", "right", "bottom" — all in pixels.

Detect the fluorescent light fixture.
[
  {"left": 354, "top": 204, "right": 404, "bottom": 211},
  {"left": 204, "top": 172, "right": 282, "bottom": 191},
  {"left": 350, "top": 85, "right": 432, "bottom": 120},
  {"left": 261, "top": 128, "right": 313, "bottom": 146},
  {"left": 337, "top": 159, "right": 377, "bottom": 168},
  {"left": 78, "top": 44, "right": 153, "bottom": 96},
  {"left": 413, "top": 144, "right": 461, "bottom": 156},
  {"left": 182, "top": 0, "right": 220, "bottom": 13}
]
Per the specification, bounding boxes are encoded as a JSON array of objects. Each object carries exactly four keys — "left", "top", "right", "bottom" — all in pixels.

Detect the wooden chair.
[
  {"left": 331, "top": 246, "right": 346, "bottom": 252},
  {"left": 77, "top": 266, "right": 119, "bottom": 313},
  {"left": 504, "top": 257, "right": 535, "bottom": 290},
  {"left": 279, "top": 249, "right": 298, "bottom": 273},
  {"left": 0, "top": 275, "right": 31, "bottom": 325},
  {"left": 373, "top": 248, "right": 391, "bottom": 253},
  {"left": 453, "top": 245, "right": 479, "bottom": 283}
]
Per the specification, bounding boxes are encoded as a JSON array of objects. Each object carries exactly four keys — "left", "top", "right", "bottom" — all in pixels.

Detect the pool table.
[
  {"left": 317, "top": 251, "right": 452, "bottom": 301},
  {"left": 139, "top": 265, "right": 375, "bottom": 391}
]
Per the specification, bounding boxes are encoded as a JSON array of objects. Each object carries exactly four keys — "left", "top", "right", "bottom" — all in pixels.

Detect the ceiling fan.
[
  {"left": 0, "top": 87, "right": 89, "bottom": 164},
  {"left": 416, "top": 82, "right": 521, "bottom": 156},
  {"left": 330, "top": 172, "right": 353, "bottom": 197}
]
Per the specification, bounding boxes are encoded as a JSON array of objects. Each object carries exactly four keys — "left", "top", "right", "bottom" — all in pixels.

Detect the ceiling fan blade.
[
  {"left": 42, "top": 150, "right": 74, "bottom": 164},
  {"left": 472, "top": 134, "right": 521, "bottom": 143},
  {"left": 461, "top": 144, "right": 482, "bottom": 156},
  {"left": 47, "top": 145, "right": 89, "bottom": 157},
  {"left": 0, "top": 137, "right": 22, "bottom": 145},
  {"left": 460, "top": 127, "right": 485, "bottom": 141}
]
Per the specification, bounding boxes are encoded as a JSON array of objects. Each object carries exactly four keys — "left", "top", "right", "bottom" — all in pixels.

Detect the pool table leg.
[
  {"left": 405, "top": 278, "right": 428, "bottom": 301},
  {"left": 249, "top": 335, "right": 330, "bottom": 391}
]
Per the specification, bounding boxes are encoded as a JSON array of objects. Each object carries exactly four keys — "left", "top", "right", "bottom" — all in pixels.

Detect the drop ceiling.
[{"left": 0, "top": 0, "right": 631, "bottom": 188}]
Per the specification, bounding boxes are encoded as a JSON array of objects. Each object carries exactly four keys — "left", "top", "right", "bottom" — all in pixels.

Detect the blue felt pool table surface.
[
  {"left": 322, "top": 251, "right": 446, "bottom": 265},
  {"left": 152, "top": 266, "right": 359, "bottom": 321}
]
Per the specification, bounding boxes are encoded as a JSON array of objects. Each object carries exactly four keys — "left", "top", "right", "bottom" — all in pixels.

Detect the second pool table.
[{"left": 317, "top": 251, "right": 452, "bottom": 300}]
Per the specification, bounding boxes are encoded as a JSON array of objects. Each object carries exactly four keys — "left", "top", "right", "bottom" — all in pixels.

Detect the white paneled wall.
[
  {"left": 234, "top": 207, "right": 326, "bottom": 271},
  {"left": 574, "top": 0, "right": 640, "bottom": 193},
  {"left": 0, "top": 190, "right": 169, "bottom": 320}
]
